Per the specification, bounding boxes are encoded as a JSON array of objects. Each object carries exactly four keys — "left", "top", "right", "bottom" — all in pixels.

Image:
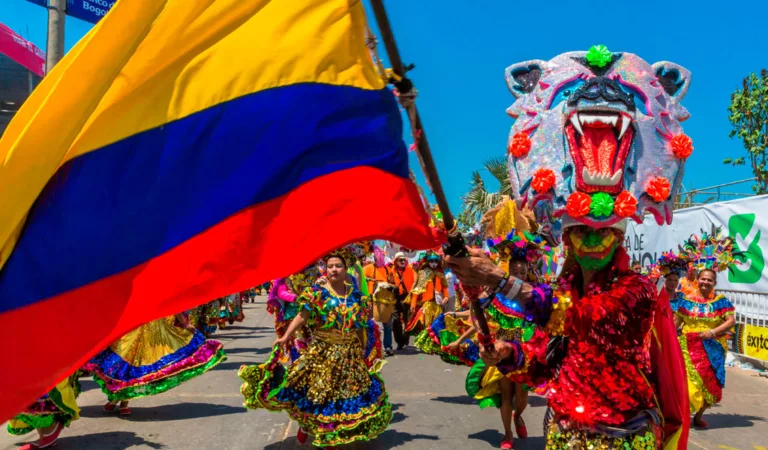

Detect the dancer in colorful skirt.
[
  {"left": 406, "top": 251, "right": 448, "bottom": 338},
  {"left": 86, "top": 313, "right": 226, "bottom": 415},
  {"left": 424, "top": 200, "right": 546, "bottom": 448},
  {"left": 446, "top": 48, "right": 693, "bottom": 449},
  {"left": 267, "top": 265, "right": 320, "bottom": 362},
  {"left": 675, "top": 229, "right": 737, "bottom": 428},
  {"left": 204, "top": 299, "right": 222, "bottom": 335},
  {"left": 7, "top": 373, "right": 80, "bottom": 449},
  {"left": 239, "top": 251, "right": 390, "bottom": 448},
  {"left": 217, "top": 294, "right": 243, "bottom": 327}
]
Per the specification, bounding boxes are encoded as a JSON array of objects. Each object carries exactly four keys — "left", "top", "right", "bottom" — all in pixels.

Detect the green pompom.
[
  {"left": 586, "top": 45, "right": 612, "bottom": 68},
  {"left": 589, "top": 192, "right": 615, "bottom": 218}
]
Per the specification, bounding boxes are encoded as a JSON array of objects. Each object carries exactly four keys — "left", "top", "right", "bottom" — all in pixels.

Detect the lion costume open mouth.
[
  {"left": 565, "top": 109, "right": 634, "bottom": 195},
  {"left": 505, "top": 49, "right": 693, "bottom": 237}
]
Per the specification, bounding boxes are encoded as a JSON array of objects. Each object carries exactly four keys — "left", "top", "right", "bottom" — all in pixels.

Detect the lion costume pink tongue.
[
  {"left": 565, "top": 116, "right": 634, "bottom": 195},
  {"left": 580, "top": 125, "right": 615, "bottom": 173}
]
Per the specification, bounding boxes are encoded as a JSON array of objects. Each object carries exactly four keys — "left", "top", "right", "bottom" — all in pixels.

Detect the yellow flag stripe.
[
  {"left": 0, "top": 0, "right": 381, "bottom": 269},
  {"left": 68, "top": 0, "right": 382, "bottom": 161}
]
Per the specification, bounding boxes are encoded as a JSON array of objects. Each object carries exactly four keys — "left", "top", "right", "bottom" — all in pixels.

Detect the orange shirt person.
[
  {"left": 363, "top": 262, "right": 390, "bottom": 294},
  {"left": 390, "top": 254, "right": 416, "bottom": 298}
]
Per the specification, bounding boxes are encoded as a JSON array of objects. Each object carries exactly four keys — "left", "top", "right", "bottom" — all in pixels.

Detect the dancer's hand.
[
  {"left": 274, "top": 336, "right": 289, "bottom": 347},
  {"left": 479, "top": 345, "right": 502, "bottom": 366},
  {"left": 446, "top": 340, "right": 460, "bottom": 351},
  {"left": 445, "top": 247, "right": 506, "bottom": 287}
]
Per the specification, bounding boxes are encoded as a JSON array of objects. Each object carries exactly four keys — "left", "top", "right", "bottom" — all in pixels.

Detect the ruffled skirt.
[
  {"left": 679, "top": 332, "right": 726, "bottom": 411},
  {"left": 414, "top": 313, "right": 479, "bottom": 366},
  {"left": 405, "top": 300, "right": 442, "bottom": 336},
  {"left": 7, "top": 373, "right": 80, "bottom": 435},
  {"left": 86, "top": 317, "right": 226, "bottom": 402},
  {"left": 239, "top": 331, "right": 391, "bottom": 447}
]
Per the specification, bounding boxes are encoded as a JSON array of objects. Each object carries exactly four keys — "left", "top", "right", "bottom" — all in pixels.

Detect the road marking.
[{"left": 717, "top": 446, "right": 740, "bottom": 450}]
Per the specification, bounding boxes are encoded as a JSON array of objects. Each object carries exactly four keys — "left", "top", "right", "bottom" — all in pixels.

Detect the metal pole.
[
  {"left": 367, "top": 0, "right": 456, "bottom": 236},
  {"left": 368, "top": 0, "right": 492, "bottom": 341},
  {"left": 46, "top": 0, "right": 66, "bottom": 73}
]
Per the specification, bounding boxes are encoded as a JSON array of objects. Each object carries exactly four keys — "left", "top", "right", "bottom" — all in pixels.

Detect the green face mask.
[{"left": 572, "top": 230, "right": 619, "bottom": 271}]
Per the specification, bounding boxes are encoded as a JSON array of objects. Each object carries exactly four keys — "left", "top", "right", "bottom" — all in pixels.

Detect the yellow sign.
[{"left": 743, "top": 324, "right": 768, "bottom": 361}]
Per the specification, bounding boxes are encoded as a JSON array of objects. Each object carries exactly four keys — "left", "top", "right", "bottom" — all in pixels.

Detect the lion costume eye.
[
  {"left": 617, "top": 83, "right": 648, "bottom": 115},
  {"left": 549, "top": 79, "right": 585, "bottom": 109},
  {"left": 549, "top": 78, "right": 648, "bottom": 115}
]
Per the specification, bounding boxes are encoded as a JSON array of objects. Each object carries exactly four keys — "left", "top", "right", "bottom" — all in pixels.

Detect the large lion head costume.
[{"left": 505, "top": 47, "right": 693, "bottom": 241}]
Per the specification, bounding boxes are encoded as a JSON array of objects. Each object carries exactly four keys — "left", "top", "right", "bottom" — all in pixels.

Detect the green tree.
[
  {"left": 723, "top": 69, "right": 768, "bottom": 194},
  {"left": 458, "top": 156, "right": 511, "bottom": 229}
]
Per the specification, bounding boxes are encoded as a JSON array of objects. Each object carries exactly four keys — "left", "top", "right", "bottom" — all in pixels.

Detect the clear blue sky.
[{"left": 2, "top": 0, "right": 765, "bottom": 214}]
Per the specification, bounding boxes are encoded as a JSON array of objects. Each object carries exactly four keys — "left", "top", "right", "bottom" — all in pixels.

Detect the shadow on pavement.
[
  {"left": 512, "top": 436, "right": 546, "bottom": 449},
  {"left": 211, "top": 360, "right": 267, "bottom": 372},
  {"left": 468, "top": 429, "right": 501, "bottom": 446},
  {"left": 527, "top": 395, "right": 548, "bottom": 407},
  {"left": 49, "top": 431, "right": 166, "bottom": 449},
  {"left": 212, "top": 332, "right": 269, "bottom": 339},
  {"left": 430, "top": 395, "right": 476, "bottom": 405},
  {"left": 77, "top": 378, "right": 101, "bottom": 393},
  {"left": 262, "top": 429, "right": 439, "bottom": 450},
  {"left": 390, "top": 403, "right": 407, "bottom": 425},
  {"left": 432, "top": 393, "right": 548, "bottom": 408},
  {"left": 390, "top": 347, "right": 421, "bottom": 356},
  {"left": 697, "top": 412, "right": 766, "bottom": 429},
  {"left": 372, "top": 429, "right": 440, "bottom": 447},
  {"left": 468, "top": 429, "right": 545, "bottom": 449},
  {"left": 221, "top": 325, "right": 273, "bottom": 332},
  {"left": 80, "top": 402, "right": 245, "bottom": 422}
]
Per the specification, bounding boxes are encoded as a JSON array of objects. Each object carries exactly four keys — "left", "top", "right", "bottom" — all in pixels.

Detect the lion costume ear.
[
  {"left": 505, "top": 60, "right": 548, "bottom": 99},
  {"left": 651, "top": 61, "right": 692, "bottom": 102}
]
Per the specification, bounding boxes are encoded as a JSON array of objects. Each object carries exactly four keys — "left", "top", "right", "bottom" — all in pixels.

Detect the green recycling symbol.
[{"left": 728, "top": 213, "right": 764, "bottom": 284}]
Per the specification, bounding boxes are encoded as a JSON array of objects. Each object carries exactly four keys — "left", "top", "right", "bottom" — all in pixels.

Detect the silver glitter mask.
[{"left": 505, "top": 49, "right": 692, "bottom": 239}]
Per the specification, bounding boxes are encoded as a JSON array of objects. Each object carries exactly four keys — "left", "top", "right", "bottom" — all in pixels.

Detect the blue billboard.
[
  {"left": 25, "top": 0, "right": 115, "bottom": 24},
  {"left": 66, "top": 0, "right": 115, "bottom": 24}
]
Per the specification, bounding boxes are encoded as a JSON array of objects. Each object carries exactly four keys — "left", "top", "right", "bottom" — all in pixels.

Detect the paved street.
[{"left": 3, "top": 298, "right": 767, "bottom": 449}]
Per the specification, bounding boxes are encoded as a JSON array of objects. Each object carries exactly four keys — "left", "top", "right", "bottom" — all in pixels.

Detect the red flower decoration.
[
  {"left": 614, "top": 191, "right": 637, "bottom": 217},
  {"left": 670, "top": 134, "right": 693, "bottom": 159},
  {"left": 646, "top": 177, "right": 671, "bottom": 202},
  {"left": 531, "top": 168, "right": 556, "bottom": 193},
  {"left": 508, "top": 132, "right": 531, "bottom": 158},
  {"left": 566, "top": 192, "right": 591, "bottom": 217}
]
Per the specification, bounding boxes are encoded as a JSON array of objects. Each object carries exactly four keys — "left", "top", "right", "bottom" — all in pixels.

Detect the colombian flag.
[{"left": 0, "top": 0, "right": 442, "bottom": 420}]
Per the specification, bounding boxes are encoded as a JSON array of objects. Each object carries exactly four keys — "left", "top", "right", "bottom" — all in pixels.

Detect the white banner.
[{"left": 625, "top": 195, "right": 768, "bottom": 293}]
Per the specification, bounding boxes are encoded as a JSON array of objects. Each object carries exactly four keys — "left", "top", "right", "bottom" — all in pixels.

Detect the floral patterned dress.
[
  {"left": 239, "top": 284, "right": 390, "bottom": 447},
  {"left": 675, "top": 279, "right": 734, "bottom": 412}
]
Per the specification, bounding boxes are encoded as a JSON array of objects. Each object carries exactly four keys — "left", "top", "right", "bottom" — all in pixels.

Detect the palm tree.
[{"left": 459, "top": 156, "right": 512, "bottom": 228}]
